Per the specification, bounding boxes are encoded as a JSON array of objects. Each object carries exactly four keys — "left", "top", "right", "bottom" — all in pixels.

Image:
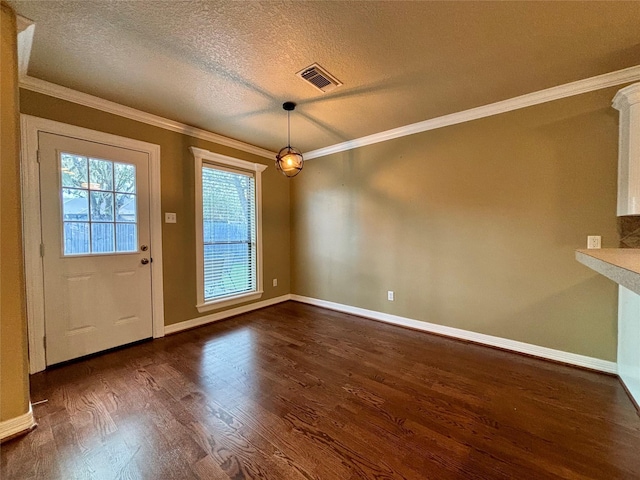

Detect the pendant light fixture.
[{"left": 275, "top": 102, "right": 304, "bottom": 178}]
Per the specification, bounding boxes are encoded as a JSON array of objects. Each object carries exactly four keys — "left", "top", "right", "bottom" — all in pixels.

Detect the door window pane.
[
  {"left": 60, "top": 152, "right": 139, "bottom": 256},
  {"left": 91, "top": 223, "right": 115, "bottom": 253},
  {"left": 61, "top": 154, "right": 88, "bottom": 189},
  {"left": 116, "top": 194, "right": 136, "bottom": 222},
  {"left": 63, "top": 222, "right": 90, "bottom": 255},
  {"left": 62, "top": 189, "right": 89, "bottom": 221},
  {"left": 115, "top": 163, "right": 136, "bottom": 193},
  {"left": 89, "top": 158, "right": 113, "bottom": 191},
  {"left": 116, "top": 223, "right": 137, "bottom": 252},
  {"left": 90, "top": 192, "right": 114, "bottom": 221}
]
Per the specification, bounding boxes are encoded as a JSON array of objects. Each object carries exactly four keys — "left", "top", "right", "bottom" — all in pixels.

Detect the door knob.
[
  {"left": 141, "top": 258, "right": 150, "bottom": 265},
  {"left": 141, "top": 245, "right": 148, "bottom": 251}
]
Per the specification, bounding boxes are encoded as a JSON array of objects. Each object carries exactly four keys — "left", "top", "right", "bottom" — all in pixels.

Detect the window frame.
[
  {"left": 59, "top": 151, "right": 139, "bottom": 256},
  {"left": 191, "top": 147, "right": 267, "bottom": 312}
]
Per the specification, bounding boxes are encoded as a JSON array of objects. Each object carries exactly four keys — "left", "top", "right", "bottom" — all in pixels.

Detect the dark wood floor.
[{"left": 2, "top": 301, "right": 640, "bottom": 479}]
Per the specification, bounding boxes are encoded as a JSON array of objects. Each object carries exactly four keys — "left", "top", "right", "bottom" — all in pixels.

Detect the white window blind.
[{"left": 202, "top": 165, "right": 257, "bottom": 302}]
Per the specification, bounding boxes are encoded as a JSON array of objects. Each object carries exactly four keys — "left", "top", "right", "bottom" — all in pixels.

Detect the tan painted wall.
[
  {"left": 291, "top": 87, "right": 624, "bottom": 361},
  {"left": 19, "top": 90, "right": 291, "bottom": 327},
  {"left": 13, "top": 44, "right": 627, "bottom": 365},
  {"left": 1, "top": 3, "right": 30, "bottom": 421}
]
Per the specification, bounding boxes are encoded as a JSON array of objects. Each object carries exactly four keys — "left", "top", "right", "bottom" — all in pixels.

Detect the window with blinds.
[{"left": 201, "top": 165, "right": 257, "bottom": 302}]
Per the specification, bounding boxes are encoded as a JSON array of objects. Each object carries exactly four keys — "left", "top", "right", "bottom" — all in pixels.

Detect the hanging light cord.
[{"left": 287, "top": 110, "right": 291, "bottom": 148}]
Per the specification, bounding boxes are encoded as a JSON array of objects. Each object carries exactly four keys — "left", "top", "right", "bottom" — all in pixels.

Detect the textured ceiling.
[{"left": 8, "top": 1, "right": 640, "bottom": 153}]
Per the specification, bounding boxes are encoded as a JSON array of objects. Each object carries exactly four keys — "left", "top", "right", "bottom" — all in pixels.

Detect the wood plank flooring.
[{"left": 2, "top": 301, "right": 640, "bottom": 479}]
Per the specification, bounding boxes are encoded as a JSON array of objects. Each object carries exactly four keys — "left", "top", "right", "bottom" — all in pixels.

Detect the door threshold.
[{"left": 42, "top": 337, "right": 153, "bottom": 371}]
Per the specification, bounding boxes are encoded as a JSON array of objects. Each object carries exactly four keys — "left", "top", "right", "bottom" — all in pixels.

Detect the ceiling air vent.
[{"left": 296, "top": 63, "right": 342, "bottom": 93}]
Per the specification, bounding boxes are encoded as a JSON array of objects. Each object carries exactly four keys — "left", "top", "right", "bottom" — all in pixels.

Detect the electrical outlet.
[
  {"left": 272, "top": 278, "right": 278, "bottom": 287},
  {"left": 587, "top": 235, "right": 601, "bottom": 249},
  {"left": 387, "top": 291, "right": 394, "bottom": 301},
  {"left": 165, "top": 212, "right": 177, "bottom": 224}
]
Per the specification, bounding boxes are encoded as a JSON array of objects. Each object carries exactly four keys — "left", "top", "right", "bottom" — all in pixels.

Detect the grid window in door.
[
  {"left": 201, "top": 165, "right": 257, "bottom": 301},
  {"left": 60, "top": 153, "right": 137, "bottom": 255}
]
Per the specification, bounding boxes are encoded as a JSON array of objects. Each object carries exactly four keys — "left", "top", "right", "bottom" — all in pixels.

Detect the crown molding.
[
  {"left": 20, "top": 64, "right": 640, "bottom": 162},
  {"left": 16, "top": 14, "right": 33, "bottom": 33},
  {"left": 304, "top": 65, "right": 640, "bottom": 160},
  {"left": 612, "top": 82, "right": 640, "bottom": 110},
  {"left": 19, "top": 75, "right": 276, "bottom": 159},
  {"left": 16, "top": 15, "right": 34, "bottom": 79}
]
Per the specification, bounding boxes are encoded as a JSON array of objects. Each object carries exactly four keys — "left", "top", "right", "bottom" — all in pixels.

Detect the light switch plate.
[{"left": 165, "top": 212, "right": 177, "bottom": 224}]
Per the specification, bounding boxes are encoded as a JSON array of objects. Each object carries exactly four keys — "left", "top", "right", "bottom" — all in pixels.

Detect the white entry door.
[{"left": 39, "top": 132, "right": 153, "bottom": 365}]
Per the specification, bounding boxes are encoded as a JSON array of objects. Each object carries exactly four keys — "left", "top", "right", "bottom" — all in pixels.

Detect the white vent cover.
[{"left": 296, "top": 63, "right": 342, "bottom": 93}]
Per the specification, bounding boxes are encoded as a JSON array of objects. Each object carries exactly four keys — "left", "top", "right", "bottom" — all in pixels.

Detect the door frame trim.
[{"left": 21, "top": 115, "right": 165, "bottom": 373}]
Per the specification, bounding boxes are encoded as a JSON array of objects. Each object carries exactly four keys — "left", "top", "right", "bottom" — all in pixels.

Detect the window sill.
[{"left": 196, "top": 291, "right": 263, "bottom": 313}]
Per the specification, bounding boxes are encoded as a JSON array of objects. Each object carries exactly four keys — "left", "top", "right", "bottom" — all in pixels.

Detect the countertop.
[{"left": 575, "top": 248, "right": 640, "bottom": 295}]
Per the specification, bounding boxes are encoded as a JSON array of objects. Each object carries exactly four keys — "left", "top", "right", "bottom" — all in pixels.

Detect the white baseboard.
[
  {"left": 165, "top": 294, "right": 292, "bottom": 335},
  {"left": 0, "top": 404, "right": 36, "bottom": 441},
  {"left": 164, "top": 292, "right": 617, "bottom": 374},
  {"left": 290, "top": 295, "right": 618, "bottom": 374}
]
